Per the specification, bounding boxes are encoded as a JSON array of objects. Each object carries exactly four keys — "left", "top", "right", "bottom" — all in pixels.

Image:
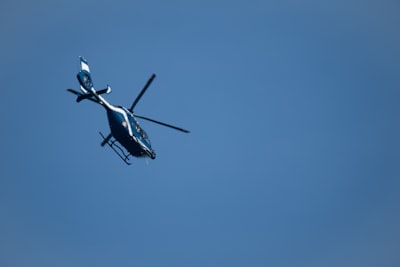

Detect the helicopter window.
[
  {"left": 133, "top": 121, "right": 150, "bottom": 144},
  {"left": 139, "top": 127, "right": 150, "bottom": 142},
  {"left": 123, "top": 108, "right": 151, "bottom": 145}
]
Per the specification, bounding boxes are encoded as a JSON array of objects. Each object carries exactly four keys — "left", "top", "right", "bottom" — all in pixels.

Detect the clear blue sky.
[{"left": 1, "top": 1, "right": 399, "bottom": 266}]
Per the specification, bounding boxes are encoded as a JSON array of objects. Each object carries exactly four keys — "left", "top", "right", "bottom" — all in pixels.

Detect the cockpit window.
[
  {"left": 135, "top": 121, "right": 150, "bottom": 144},
  {"left": 124, "top": 109, "right": 151, "bottom": 146}
]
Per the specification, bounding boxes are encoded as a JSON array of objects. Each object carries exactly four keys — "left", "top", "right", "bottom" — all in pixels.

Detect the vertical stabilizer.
[{"left": 77, "top": 57, "right": 94, "bottom": 93}]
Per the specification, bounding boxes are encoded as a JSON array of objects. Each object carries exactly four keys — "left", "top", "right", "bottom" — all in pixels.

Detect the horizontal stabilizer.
[
  {"left": 77, "top": 93, "right": 93, "bottom": 102},
  {"left": 67, "top": 88, "right": 81, "bottom": 96},
  {"left": 97, "top": 85, "right": 112, "bottom": 95},
  {"left": 66, "top": 88, "right": 99, "bottom": 104},
  {"left": 76, "top": 85, "right": 111, "bottom": 102}
]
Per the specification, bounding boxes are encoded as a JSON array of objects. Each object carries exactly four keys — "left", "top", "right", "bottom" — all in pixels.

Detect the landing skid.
[{"left": 99, "top": 132, "right": 132, "bottom": 165}]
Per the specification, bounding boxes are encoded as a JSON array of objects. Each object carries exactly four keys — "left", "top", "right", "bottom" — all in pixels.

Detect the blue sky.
[{"left": 1, "top": 0, "right": 399, "bottom": 266}]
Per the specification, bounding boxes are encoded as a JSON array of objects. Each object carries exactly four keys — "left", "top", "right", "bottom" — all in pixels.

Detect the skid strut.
[{"left": 99, "top": 132, "right": 132, "bottom": 165}]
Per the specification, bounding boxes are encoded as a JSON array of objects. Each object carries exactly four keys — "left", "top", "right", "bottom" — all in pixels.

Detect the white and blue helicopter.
[{"left": 67, "top": 57, "right": 189, "bottom": 165}]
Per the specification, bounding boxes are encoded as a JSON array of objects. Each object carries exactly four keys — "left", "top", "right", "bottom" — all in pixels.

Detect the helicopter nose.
[{"left": 150, "top": 151, "right": 156, "bottom": 159}]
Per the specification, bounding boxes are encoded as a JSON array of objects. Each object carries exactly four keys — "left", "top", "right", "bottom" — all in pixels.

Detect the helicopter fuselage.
[
  {"left": 76, "top": 63, "right": 156, "bottom": 159},
  {"left": 106, "top": 106, "right": 155, "bottom": 159}
]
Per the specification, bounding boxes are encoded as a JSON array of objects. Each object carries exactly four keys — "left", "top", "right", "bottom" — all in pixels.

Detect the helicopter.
[{"left": 67, "top": 57, "right": 189, "bottom": 165}]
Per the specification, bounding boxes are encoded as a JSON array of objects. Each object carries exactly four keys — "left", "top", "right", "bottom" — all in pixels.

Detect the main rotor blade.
[
  {"left": 129, "top": 74, "right": 156, "bottom": 112},
  {"left": 134, "top": 114, "right": 190, "bottom": 133}
]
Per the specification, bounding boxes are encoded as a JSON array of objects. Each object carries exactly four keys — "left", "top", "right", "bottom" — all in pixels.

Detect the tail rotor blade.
[
  {"left": 129, "top": 74, "right": 156, "bottom": 112},
  {"left": 134, "top": 114, "right": 190, "bottom": 133}
]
